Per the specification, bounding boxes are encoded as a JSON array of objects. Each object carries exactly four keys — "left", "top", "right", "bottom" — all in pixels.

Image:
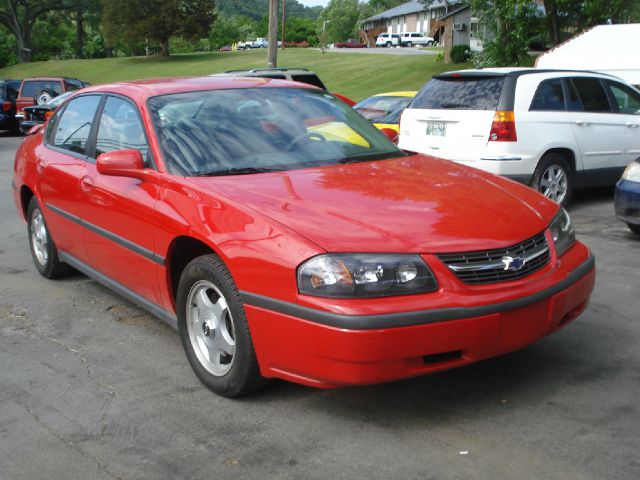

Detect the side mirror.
[
  {"left": 379, "top": 127, "right": 399, "bottom": 144},
  {"left": 96, "top": 149, "right": 147, "bottom": 180},
  {"left": 27, "top": 124, "right": 45, "bottom": 135}
]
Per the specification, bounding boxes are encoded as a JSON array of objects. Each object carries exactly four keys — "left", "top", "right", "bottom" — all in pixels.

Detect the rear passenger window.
[
  {"left": 51, "top": 95, "right": 101, "bottom": 155},
  {"left": 605, "top": 81, "right": 640, "bottom": 115},
  {"left": 530, "top": 79, "right": 565, "bottom": 111},
  {"left": 95, "top": 96, "right": 149, "bottom": 162},
  {"left": 411, "top": 77, "right": 504, "bottom": 110},
  {"left": 569, "top": 78, "right": 611, "bottom": 113}
]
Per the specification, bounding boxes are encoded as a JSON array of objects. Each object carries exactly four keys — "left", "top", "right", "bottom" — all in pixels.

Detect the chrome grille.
[{"left": 437, "top": 231, "right": 550, "bottom": 285}]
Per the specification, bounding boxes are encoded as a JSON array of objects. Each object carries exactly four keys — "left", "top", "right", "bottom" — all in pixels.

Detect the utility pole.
[
  {"left": 267, "top": 0, "right": 279, "bottom": 67},
  {"left": 281, "top": 0, "right": 286, "bottom": 50}
]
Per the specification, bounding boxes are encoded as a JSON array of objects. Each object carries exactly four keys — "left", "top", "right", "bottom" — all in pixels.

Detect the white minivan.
[
  {"left": 398, "top": 68, "right": 640, "bottom": 205},
  {"left": 376, "top": 33, "right": 401, "bottom": 47}
]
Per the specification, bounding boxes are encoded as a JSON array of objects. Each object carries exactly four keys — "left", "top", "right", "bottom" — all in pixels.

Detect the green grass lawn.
[{"left": 0, "top": 49, "right": 470, "bottom": 102}]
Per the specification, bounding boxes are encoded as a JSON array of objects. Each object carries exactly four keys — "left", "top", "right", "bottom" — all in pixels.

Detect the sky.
[{"left": 298, "top": 0, "right": 330, "bottom": 7}]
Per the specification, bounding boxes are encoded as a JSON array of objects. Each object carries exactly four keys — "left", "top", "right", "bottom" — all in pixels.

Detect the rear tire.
[
  {"left": 27, "top": 197, "right": 71, "bottom": 278},
  {"left": 385, "top": 41, "right": 391, "bottom": 47},
  {"left": 530, "top": 153, "right": 574, "bottom": 206},
  {"left": 427, "top": 41, "right": 434, "bottom": 46},
  {"left": 406, "top": 41, "right": 413, "bottom": 47},
  {"left": 628, "top": 223, "right": 640, "bottom": 235},
  {"left": 177, "top": 254, "right": 265, "bottom": 397}
]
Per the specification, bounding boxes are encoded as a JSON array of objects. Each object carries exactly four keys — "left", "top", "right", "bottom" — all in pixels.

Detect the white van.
[
  {"left": 376, "top": 33, "right": 401, "bottom": 47},
  {"left": 400, "top": 32, "right": 434, "bottom": 47}
]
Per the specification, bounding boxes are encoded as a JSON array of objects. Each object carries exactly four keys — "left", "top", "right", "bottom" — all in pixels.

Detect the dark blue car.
[{"left": 615, "top": 159, "right": 640, "bottom": 235}]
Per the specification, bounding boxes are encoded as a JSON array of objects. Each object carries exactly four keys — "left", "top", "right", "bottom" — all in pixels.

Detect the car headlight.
[
  {"left": 621, "top": 159, "right": 640, "bottom": 182},
  {"left": 297, "top": 254, "right": 438, "bottom": 298},
  {"left": 548, "top": 208, "right": 575, "bottom": 257}
]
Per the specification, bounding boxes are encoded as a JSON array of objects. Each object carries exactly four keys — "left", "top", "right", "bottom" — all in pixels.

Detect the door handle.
[
  {"left": 626, "top": 122, "right": 639, "bottom": 128},
  {"left": 80, "top": 176, "right": 94, "bottom": 192},
  {"left": 575, "top": 120, "right": 590, "bottom": 126}
]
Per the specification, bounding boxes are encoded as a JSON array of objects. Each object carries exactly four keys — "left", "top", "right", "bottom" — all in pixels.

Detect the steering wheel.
[{"left": 285, "top": 131, "right": 326, "bottom": 151}]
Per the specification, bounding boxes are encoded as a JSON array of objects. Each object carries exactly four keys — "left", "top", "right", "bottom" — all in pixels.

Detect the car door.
[
  {"left": 603, "top": 79, "right": 640, "bottom": 164},
  {"left": 38, "top": 94, "right": 103, "bottom": 263},
  {"left": 567, "top": 77, "right": 629, "bottom": 184},
  {"left": 80, "top": 95, "right": 163, "bottom": 306}
]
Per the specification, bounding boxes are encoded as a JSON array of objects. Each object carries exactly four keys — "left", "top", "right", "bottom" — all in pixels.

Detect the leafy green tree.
[
  {"left": 0, "top": 27, "right": 17, "bottom": 67},
  {"left": 0, "top": 0, "right": 75, "bottom": 62},
  {"left": 209, "top": 14, "right": 256, "bottom": 48},
  {"left": 285, "top": 17, "right": 318, "bottom": 44},
  {"left": 101, "top": 0, "right": 216, "bottom": 56},
  {"left": 318, "top": 0, "right": 360, "bottom": 43},
  {"left": 471, "top": 0, "right": 542, "bottom": 66}
]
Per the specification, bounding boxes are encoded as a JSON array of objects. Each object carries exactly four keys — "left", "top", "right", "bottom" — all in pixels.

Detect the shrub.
[{"left": 451, "top": 45, "right": 471, "bottom": 63}]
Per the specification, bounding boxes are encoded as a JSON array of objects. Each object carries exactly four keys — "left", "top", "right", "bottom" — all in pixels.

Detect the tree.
[
  {"left": 0, "top": 0, "right": 75, "bottom": 62},
  {"left": 101, "top": 0, "right": 216, "bottom": 56},
  {"left": 318, "top": 0, "right": 360, "bottom": 43}
]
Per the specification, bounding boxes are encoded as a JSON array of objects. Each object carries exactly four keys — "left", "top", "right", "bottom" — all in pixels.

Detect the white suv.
[
  {"left": 376, "top": 33, "right": 401, "bottom": 47},
  {"left": 398, "top": 68, "right": 640, "bottom": 205},
  {"left": 400, "top": 32, "right": 434, "bottom": 47}
]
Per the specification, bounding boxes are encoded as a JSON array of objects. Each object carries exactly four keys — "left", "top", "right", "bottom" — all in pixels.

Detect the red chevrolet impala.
[{"left": 12, "top": 77, "right": 595, "bottom": 397}]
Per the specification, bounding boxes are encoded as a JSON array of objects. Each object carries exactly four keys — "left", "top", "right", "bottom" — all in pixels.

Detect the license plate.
[{"left": 426, "top": 122, "right": 446, "bottom": 136}]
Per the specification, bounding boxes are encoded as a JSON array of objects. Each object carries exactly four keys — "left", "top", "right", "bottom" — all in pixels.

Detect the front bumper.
[
  {"left": 615, "top": 179, "right": 640, "bottom": 226},
  {"left": 244, "top": 243, "right": 595, "bottom": 388}
]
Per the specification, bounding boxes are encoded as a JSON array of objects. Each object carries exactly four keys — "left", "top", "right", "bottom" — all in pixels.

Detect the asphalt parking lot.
[{"left": 1, "top": 132, "right": 639, "bottom": 480}]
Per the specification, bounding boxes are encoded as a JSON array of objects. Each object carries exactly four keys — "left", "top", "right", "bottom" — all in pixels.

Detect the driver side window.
[
  {"left": 51, "top": 95, "right": 101, "bottom": 155},
  {"left": 95, "top": 96, "right": 149, "bottom": 163}
]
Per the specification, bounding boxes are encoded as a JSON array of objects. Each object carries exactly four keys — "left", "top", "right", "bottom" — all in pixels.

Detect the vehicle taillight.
[
  {"left": 44, "top": 111, "right": 53, "bottom": 121},
  {"left": 489, "top": 110, "right": 517, "bottom": 142},
  {"left": 1, "top": 101, "right": 11, "bottom": 112}
]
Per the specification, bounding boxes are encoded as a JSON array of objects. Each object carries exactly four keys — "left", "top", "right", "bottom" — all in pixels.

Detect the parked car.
[
  {"left": 615, "top": 159, "right": 640, "bottom": 235},
  {"left": 400, "top": 32, "right": 434, "bottom": 47},
  {"left": 13, "top": 76, "right": 595, "bottom": 397},
  {"left": 376, "top": 33, "right": 401, "bottom": 47},
  {"left": 216, "top": 68, "right": 356, "bottom": 106},
  {"left": 354, "top": 91, "right": 416, "bottom": 137},
  {"left": 399, "top": 68, "right": 640, "bottom": 205},
  {"left": 335, "top": 39, "right": 367, "bottom": 48},
  {"left": 218, "top": 45, "right": 232, "bottom": 52},
  {"left": 19, "top": 91, "right": 75, "bottom": 134},
  {"left": 15, "top": 77, "right": 89, "bottom": 123},
  {"left": 0, "top": 79, "right": 21, "bottom": 134},
  {"left": 238, "top": 38, "right": 282, "bottom": 50}
]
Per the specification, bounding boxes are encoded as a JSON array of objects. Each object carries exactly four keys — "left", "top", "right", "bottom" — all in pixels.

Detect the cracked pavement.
[{"left": 1, "top": 132, "right": 639, "bottom": 479}]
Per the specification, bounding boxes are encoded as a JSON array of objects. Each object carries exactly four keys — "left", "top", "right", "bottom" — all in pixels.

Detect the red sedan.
[{"left": 12, "top": 77, "right": 595, "bottom": 397}]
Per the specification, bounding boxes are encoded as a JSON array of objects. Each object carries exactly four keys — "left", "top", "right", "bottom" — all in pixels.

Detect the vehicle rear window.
[
  {"left": 21, "top": 80, "right": 63, "bottom": 98},
  {"left": 410, "top": 77, "right": 504, "bottom": 110}
]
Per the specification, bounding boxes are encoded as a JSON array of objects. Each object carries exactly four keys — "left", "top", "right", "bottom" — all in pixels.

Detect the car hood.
[{"left": 186, "top": 155, "right": 558, "bottom": 253}]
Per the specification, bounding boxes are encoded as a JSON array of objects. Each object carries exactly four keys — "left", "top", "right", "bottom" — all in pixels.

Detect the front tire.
[
  {"left": 177, "top": 254, "right": 264, "bottom": 397},
  {"left": 27, "top": 197, "right": 71, "bottom": 278},
  {"left": 406, "top": 41, "right": 413, "bottom": 47},
  {"left": 530, "top": 153, "right": 574, "bottom": 206}
]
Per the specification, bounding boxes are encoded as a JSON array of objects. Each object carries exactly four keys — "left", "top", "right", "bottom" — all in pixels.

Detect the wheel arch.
[
  {"left": 19, "top": 185, "right": 35, "bottom": 222},
  {"left": 165, "top": 236, "right": 220, "bottom": 308},
  {"left": 542, "top": 148, "right": 577, "bottom": 174}
]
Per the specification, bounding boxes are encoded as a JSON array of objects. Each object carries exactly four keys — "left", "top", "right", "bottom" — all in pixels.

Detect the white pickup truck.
[{"left": 238, "top": 38, "right": 282, "bottom": 50}]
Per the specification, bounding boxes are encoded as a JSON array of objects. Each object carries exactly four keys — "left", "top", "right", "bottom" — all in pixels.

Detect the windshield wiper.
[{"left": 195, "top": 166, "right": 279, "bottom": 177}]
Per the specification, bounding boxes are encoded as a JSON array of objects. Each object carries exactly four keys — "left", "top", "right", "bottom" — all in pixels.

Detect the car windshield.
[
  {"left": 354, "top": 95, "right": 413, "bottom": 124},
  {"left": 148, "top": 87, "right": 402, "bottom": 176}
]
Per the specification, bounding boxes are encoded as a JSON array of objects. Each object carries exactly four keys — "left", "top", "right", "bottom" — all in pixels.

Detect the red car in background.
[
  {"left": 335, "top": 39, "right": 367, "bottom": 48},
  {"left": 13, "top": 77, "right": 595, "bottom": 397}
]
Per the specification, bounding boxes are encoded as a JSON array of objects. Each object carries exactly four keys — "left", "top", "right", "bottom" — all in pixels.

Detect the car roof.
[
  {"left": 223, "top": 68, "right": 315, "bottom": 75},
  {"left": 76, "top": 76, "right": 319, "bottom": 102},
  {"left": 434, "top": 67, "right": 619, "bottom": 80}
]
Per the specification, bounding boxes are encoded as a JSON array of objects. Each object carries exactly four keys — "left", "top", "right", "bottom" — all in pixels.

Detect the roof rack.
[{"left": 224, "top": 68, "right": 310, "bottom": 74}]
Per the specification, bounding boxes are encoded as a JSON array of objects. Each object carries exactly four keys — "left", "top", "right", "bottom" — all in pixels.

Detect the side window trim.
[{"left": 92, "top": 93, "right": 156, "bottom": 170}]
